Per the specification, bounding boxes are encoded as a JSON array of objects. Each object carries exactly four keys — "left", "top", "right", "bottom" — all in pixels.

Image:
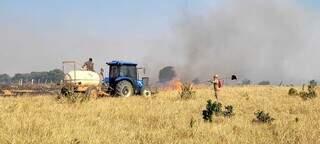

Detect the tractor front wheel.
[
  {"left": 116, "top": 81, "right": 133, "bottom": 97},
  {"left": 142, "top": 89, "right": 152, "bottom": 97}
]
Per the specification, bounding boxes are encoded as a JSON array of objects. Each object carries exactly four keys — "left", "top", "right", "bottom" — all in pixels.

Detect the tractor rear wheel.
[
  {"left": 116, "top": 80, "right": 133, "bottom": 97},
  {"left": 85, "top": 87, "right": 99, "bottom": 99}
]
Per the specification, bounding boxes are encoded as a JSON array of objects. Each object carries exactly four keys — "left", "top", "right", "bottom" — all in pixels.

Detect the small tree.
[
  {"left": 242, "top": 79, "right": 251, "bottom": 85},
  {"left": 158, "top": 66, "right": 176, "bottom": 83},
  {"left": 0, "top": 74, "right": 11, "bottom": 84},
  {"left": 48, "top": 69, "right": 65, "bottom": 83},
  {"left": 258, "top": 81, "right": 271, "bottom": 85},
  {"left": 202, "top": 100, "right": 222, "bottom": 122}
]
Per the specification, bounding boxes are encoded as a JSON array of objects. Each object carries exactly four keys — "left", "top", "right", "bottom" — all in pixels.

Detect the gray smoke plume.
[{"left": 163, "top": 0, "right": 320, "bottom": 83}]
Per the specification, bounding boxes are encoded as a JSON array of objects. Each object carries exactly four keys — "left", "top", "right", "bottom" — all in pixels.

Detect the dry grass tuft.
[{"left": 179, "top": 82, "right": 196, "bottom": 99}]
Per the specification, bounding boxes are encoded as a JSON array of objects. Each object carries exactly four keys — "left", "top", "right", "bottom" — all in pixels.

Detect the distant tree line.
[
  {"left": 258, "top": 80, "right": 271, "bottom": 85},
  {"left": 0, "top": 69, "right": 64, "bottom": 84}
]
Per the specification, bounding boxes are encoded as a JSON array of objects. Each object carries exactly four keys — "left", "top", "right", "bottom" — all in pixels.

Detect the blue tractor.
[
  {"left": 60, "top": 60, "right": 151, "bottom": 98},
  {"left": 103, "top": 61, "right": 151, "bottom": 97}
]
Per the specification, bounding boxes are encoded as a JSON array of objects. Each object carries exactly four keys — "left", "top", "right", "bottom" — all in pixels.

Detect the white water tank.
[{"left": 64, "top": 70, "right": 102, "bottom": 86}]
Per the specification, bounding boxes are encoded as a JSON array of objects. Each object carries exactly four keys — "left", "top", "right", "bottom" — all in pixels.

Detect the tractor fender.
[{"left": 136, "top": 80, "right": 144, "bottom": 90}]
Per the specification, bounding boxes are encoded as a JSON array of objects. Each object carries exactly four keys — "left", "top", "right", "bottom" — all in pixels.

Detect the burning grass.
[{"left": 0, "top": 86, "right": 319, "bottom": 143}]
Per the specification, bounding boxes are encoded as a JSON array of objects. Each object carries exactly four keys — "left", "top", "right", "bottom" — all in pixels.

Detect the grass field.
[{"left": 0, "top": 86, "right": 319, "bottom": 144}]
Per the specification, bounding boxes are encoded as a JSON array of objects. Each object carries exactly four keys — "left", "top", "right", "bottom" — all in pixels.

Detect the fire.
[
  {"left": 170, "top": 79, "right": 182, "bottom": 91},
  {"left": 156, "top": 78, "right": 183, "bottom": 91}
]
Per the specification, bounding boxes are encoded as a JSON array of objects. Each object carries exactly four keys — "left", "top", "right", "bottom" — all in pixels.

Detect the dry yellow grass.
[{"left": 0, "top": 86, "right": 320, "bottom": 144}]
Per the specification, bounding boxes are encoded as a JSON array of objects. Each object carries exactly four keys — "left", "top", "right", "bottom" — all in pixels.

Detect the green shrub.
[
  {"left": 202, "top": 110, "right": 213, "bottom": 122},
  {"left": 253, "top": 110, "right": 274, "bottom": 123},
  {"left": 300, "top": 90, "right": 316, "bottom": 100},
  {"left": 209, "top": 101, "right": 222, "bottom": 115},
  {"left": 223, "top": 105, "right": 234, "bottom": 117},
  {"left": 288, "top": 88, "right": 299, "bottom": 96},
  {"left": 299, "top": 80, "right": 317, "bottom": 100},
  {"left": 310, "top": 80, "right": 317, "bottom": 88},
  {"left": 202, "top": 100, "right": 234, "bottom": 122},
  {"left": 202, "top": 100, "right": 221, "bottom": 122}
]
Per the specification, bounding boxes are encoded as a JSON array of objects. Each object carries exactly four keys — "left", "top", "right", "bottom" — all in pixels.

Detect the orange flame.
[{"left": 169, "top": 79, "right": 182, "bottom": 91}]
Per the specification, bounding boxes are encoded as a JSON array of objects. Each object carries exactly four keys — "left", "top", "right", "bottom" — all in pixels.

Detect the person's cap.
[{"left": 213, "top": 74, "right": 219, "bottom": 78}]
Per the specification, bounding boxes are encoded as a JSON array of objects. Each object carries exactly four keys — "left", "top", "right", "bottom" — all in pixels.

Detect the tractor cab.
[{"left": 103, "top": 61, "right": 150, "bottom": 97}]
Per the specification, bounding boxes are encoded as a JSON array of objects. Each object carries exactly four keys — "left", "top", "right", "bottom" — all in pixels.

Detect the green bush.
[
  {"left": 288, "top": 88, "right": 299, "bottom": 96},
  {"left": 202, "top": 100, "right": 221, "bottom": 122},
  {"left": 299, "top": 80, "right": 317, "bottom": 100},
  {"left": 310, "top": 80, "right": 317, "bottom": 88},
  {"left": 223, "top": 105, "right": 234, "bottom": 117},
  {"left": 202, "top": 100, "right": 234, "bottom": 122},
  {"left": 253, "top": 110, "right": 274, "bottom": 123},
  {"left": 300, "top": 90, "right": 316, "bottom": 100}
]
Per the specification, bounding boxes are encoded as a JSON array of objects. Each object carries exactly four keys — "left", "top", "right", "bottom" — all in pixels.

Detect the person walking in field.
[
  {"left": 212, "top": 74, "right": 222, "bottom": 100},
  {"left": 82, "top": 58, "right": 95, "bottom": 71}
]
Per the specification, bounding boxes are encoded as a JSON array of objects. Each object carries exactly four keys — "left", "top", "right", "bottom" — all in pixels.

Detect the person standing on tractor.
[
  {"left": 212, "top": 74, "right": 222, "bottom": 100},
  {"left": 99, "top": 67, "right": 104, "bottom": 77},
  {"left": 82, "top": 58, "right": 94, "bottom": 71}
]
